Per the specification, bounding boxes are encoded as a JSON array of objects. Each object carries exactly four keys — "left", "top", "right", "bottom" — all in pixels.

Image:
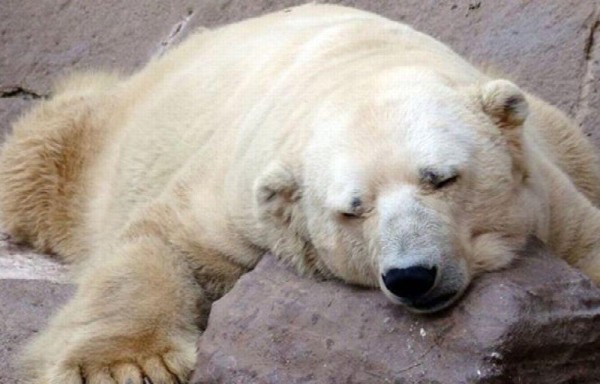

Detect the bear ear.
[
  {"left": 479, "top": 79, "right": 529, "bottom": 177},
  {"left": 480, "top": 79, "right": 529, "bottom": 129},
  {"left": 254, "top": 161, "right": 301, "bottom": 224}
]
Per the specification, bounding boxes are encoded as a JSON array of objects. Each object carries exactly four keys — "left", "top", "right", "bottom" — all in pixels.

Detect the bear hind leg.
[{"left": 0, "top": 75, "right": 116, "bottom": 261}]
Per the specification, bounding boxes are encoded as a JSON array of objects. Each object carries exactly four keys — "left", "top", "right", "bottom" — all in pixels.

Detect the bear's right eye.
[
  {"left": 338, "top": 196, "right": 367, "bottom": 220},
  {"left": 421, "top": 169, "right": 459, "bottom": 190},
  {"left": 341, "top": 211, "right": 362, "bottom": 219},
  {"left": 433, "top": 174, "right": 459, "bottom": 189}
]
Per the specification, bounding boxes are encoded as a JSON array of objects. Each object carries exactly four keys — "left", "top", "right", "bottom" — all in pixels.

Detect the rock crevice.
[
  {"left": 0, "top": 86, "right": 47, "bottom": 100},
  {"left": 575, "top": 6, "right": 600, "bottom": 127},
  {"left": 155, "top": 8, "right": 196, "bottom": 57}
]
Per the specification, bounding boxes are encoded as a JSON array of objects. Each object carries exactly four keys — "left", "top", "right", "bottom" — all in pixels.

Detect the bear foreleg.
[{"left": 20, "top": 202, "right": 247, "bottom": 384}]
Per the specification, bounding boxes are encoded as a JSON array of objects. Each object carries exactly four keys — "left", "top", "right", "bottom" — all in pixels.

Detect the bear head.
[{"left": 255, "top": 69, "right": 546, "bottom": 313}]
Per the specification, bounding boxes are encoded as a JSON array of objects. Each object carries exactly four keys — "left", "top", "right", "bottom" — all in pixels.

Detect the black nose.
[{"left": 382, "top": 266, "right": 437, "bottom": 300}]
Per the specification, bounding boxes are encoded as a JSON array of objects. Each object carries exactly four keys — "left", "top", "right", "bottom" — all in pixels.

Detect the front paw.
[
  {"left": 22, "top": 319, "right": 198, "bottom": 384},
  {"left": 18, "top": 229, "right": 209, "bottom": 383}
]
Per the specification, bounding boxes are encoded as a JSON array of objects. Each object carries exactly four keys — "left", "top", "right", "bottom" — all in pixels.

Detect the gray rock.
[
  {"left": 0, "top": 0, "right": 201, "bottom": 95},
  {"left": 192, "top": 241, "right": 600, "bottom": 384},
  {"left": 0, "top": 280, "right": 74, "bottom": 384},
  {"left": 0, "top": 98, "right": 33, "bottom": 141},
  {"left": 0, "top": 233, "right": 68, "bottom": 282},
  {"left": 0, "top": 233, "right": 71, "bottom": 383},
  {"left": 577, "top": 16, "right": 600, "bottom": 150}
]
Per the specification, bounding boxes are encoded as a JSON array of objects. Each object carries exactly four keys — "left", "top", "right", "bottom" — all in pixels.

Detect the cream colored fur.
[{"left": 2, "top": 4, "right": 600, "bottom": 383}]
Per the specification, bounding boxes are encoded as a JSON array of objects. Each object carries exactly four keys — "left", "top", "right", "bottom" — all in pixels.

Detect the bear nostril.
[{"left": 382, "top": 266, "right": 437, "bottom": 300}]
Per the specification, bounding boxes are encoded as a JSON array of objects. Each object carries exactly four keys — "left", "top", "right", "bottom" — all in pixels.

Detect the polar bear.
[{"left": 1, "top": 4, "right": 600, "bottom": 383}]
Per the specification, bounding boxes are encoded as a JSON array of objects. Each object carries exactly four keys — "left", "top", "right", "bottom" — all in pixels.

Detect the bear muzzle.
[
  {"left": 381, "top": 266, "right": 437, "bottom": 300},
  {"left": 379, "top": 260, "right": 468, "bottom": 313}
]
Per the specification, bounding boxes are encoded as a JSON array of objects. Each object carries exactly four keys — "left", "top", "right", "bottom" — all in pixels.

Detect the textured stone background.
[{"left": 1, "top": 1, "right": 600, "bottom": 383}]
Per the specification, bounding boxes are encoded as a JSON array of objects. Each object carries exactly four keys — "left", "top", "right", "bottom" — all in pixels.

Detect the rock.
[
  {"left": 0, "top": 0, "right": 202, "bottom": 95},
  {"left": 0, "top": 280, "right": 74, "bottom": 384},
  {"left": 192, "top": 240, "right": 600, "bottom": 384},
  {"left": 577, "top": 18, "right": 600, "bottom": 150},
  {"left": 0, "top": 99, "right": 34, "bottom": 141},
  {"left": 0, "top": 0, "right": 204, "bottom": 148},
  {"left": 0, "top": 234, "right": 72, "bottom": 383},
  {"left": 0, "top": 233, "right": 68, "bottom": 282}
]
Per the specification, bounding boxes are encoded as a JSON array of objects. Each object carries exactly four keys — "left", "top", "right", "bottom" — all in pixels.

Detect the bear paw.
[{"left": 23, "top": 326, "right": 198, "bottom": 384}]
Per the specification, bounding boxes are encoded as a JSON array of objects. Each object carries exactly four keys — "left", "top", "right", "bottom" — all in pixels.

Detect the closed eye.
[
  {"left": 340, "top": 211, "right": 362, "bottom": 219},
  {"left": 433, "top": 174, "right": 459, "bottom": 189},
  {"left": 338, "top": 196, "right": 367, "bottom": 220},
  {"left": 421, "top": 168, "right": 460, "bottom": 190}
]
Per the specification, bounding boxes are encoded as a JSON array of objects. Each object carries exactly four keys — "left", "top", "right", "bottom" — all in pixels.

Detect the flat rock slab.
[
  {"left": 0, "top": 280, "right": 74, "bottom": 384},
  {"left": 0, "top": 233, "right": 68, "bottom": 282},
  {"left": 0, "top": 234, "right": 72, "bottom": 383},
  {"left": 192, "top": 241, "right": 600, "bottom": 384}
]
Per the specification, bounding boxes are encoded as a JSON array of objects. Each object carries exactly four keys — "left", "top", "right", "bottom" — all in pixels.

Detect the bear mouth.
[{"left": 404, "top": 291, "right": 460, "bottom": 313}]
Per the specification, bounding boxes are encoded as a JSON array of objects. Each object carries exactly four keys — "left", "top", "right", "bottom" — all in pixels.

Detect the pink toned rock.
[
  {"left": 578, "top": 19, "right": 600, "bottom": 150},
  {"left": 0, "top": 99, "right": 33, "bottom": 141},
  {"left": 0, "top": 280, "right": 74, "bottom": 384},
  {"left": 0, "top": 233, "right": 68, "bottom": 282},
  {"left": 192, "top": 240, "right": 600, "bottom": 384},
  {"left": 0, "top": 233, "right": 71, "bottom": 383},
  {"left": 0, "top": 0, "right": 201, "bottom": 95}
]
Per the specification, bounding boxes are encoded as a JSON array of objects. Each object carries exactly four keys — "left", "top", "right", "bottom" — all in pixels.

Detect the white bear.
[{"left": 1, "top": 4, "right": 599, "bottom": 383}]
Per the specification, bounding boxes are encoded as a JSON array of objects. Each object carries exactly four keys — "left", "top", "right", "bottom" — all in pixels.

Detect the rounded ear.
[
  {"left": 480, "top": 79, "right": 529, "bottom": 178},
  {"left": 254, "top": 161, "right": 301, "bottom": 224},
  {"left": 480, "top": 79, "right": 529, "bottom": 128}
]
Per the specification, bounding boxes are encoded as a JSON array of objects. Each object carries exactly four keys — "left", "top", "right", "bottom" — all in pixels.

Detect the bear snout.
[
  {"left": 381, "top": 266, "right": 437, "bottom": 300},
  {"left": 379, "top": 259, "right": 468, "bottom": 313}
]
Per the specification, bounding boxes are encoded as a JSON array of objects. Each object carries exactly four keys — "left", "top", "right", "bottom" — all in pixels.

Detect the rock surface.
[
  {"left": 0, "top": 281, "right": 74, "bottom": 384},
  {"left": 192, "top": 242, "right": 600, "bottom": 384},
  {"left": 0, "top": 235, "right": 71, "bottom": 383}
]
